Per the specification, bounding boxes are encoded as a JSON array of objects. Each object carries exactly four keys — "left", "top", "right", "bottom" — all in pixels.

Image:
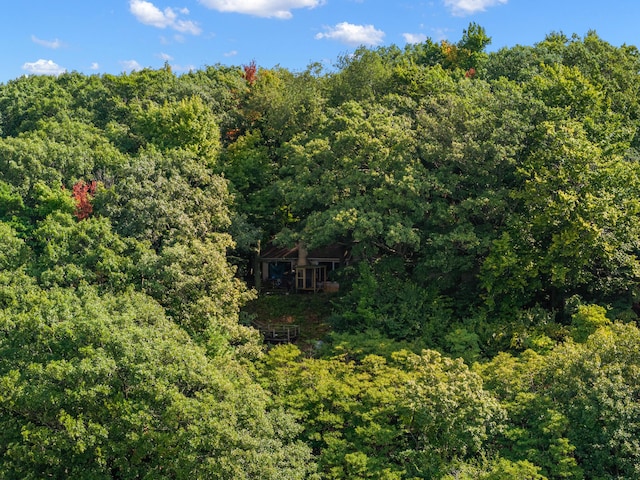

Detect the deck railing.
[{"left": 251, "top": 320, "right": 300, "bottom": 343}]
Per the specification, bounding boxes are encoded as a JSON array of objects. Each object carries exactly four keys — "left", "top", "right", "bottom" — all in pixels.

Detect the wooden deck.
[{"left": 251, "top": 320, "right": 300, "bottom": 343}]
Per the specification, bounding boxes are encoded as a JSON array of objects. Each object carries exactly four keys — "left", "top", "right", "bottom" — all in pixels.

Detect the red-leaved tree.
[
  {"left": 72, "top": 180, "right": 97, "bottom": 220},
  {"left": 243, "top": 60, "right": 257, "bottom": 85}
]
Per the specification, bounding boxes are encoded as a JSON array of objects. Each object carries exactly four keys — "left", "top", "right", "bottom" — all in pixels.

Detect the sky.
[{"left": 3, "top": 0, "right": 640, "bottom": 83}]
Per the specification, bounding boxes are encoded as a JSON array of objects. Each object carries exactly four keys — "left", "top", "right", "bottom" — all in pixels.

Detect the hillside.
[{"left": 2, "top": 25, "right": 640, "bottom": 478}]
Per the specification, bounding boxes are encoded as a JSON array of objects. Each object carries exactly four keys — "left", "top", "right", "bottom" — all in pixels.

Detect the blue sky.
[{"left": 3, "top": 0, "right": 640, "bottom": 83}]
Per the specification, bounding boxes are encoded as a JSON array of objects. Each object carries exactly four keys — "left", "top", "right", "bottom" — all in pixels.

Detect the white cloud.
[
  {"left": 90, "top": 62, "right": 100, "bottom": 70},
  {"left": 315, "top": 22, "right": 385, "bottom": 46},
  {"left": 158, "top": 52, "right": 174, "bottom": 61},
  {"left": 443, "top": 0, "right": 507, "bottom": 16},
  {"left": 129, "top": 0, "right": 201, "bottom": 34},
  {"left": 403, "top": 33, "right": 428, "bottom": 44},
  {"left": 31, "top": 35, "right": 64, "bottom": 49},
  {"left": 197, "top": 0, "right": 324, "bottom": 19},
  {"left": 22, "top": 59, "right": 66, "bottom": 75},
  {"left": 173, "top": 19, "right": 201, "bottom": 34},
  {"left": 121, "top": 59, "right": 142, "bottom": 71},
  {"left": 224, "top": 50, "right": 238, "bottom": 57},
  {"left": 130, "top": 0, "right": 174, "bottom": 27}
]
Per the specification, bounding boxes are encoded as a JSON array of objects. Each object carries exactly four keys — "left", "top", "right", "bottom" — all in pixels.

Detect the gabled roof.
[{"left": 259, "top": 244, "right": 298, "bottom": 261}]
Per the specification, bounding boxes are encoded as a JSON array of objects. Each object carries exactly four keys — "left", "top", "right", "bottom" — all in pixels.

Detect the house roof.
[
  {"left": 307, "top": 244, "right": 346, "bottom": 260},
  {"left": 259, "top": 244, "right": 298, "bottom": 260},
  {"left": 259, "top": 243, "right": 347, "bottom": 261}
]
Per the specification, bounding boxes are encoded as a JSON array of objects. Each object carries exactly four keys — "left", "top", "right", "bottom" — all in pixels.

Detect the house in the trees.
[{"left": 256, "top": 243, "right": 348, "bottom": 292}]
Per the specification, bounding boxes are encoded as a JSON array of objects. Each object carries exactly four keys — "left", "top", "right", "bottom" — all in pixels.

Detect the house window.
[
  {"left": 295, "top": 265, "right": 326, "bottom": 292},
  {"left": 267, "top": 262, "right": 293, "bottom": 289}
]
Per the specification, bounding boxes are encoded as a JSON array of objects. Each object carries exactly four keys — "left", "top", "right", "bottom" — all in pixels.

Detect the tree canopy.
[{"left": 2, "top": 25, "right": 640, "bottom": 478}]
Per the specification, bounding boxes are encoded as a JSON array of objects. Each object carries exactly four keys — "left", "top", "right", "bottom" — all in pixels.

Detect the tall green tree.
[
  {"left": 0, "top": 285, "right": 314, "bottom": 479},
  {"left": 280, "top": 97, "right": 425, "bottom": 260},
  {"left": 481, "top": 119, "right": 640, "bottom": 312},
  {"left": 94, "top": 147, "right": 230, "bottom": 250},
  {"left": 131, "top": 96, "right": 221, "bottom": 164},
  {"left": 541, "top": 322, "right": 640, "bottom": 478},
  {"left": 259, "top": 344, "right": 503, "bottom": 479}
]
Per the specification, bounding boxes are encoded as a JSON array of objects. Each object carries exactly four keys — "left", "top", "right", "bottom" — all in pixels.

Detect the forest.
[{"left": 2, "top": 23, "right": 640, "bottom": 478}]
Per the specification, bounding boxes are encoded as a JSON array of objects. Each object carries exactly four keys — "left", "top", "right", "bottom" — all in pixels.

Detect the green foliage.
[
  {"left": 0, "top": 222, "right": 29, "bottom": 271},
  {"left": 138, "top": 236, "right": 258, "bottom": 355},
  {"left": 541, "top": 323, "right": 640, "bottom": 478},
  {"left": 477, "top": 351, "right": 583, "bottom": 479},
  {"left": 131, "top": 96, "right": 221, "bottom": 163},
  {"left": 458, "top": 23, "right": 492, "bottom": 56},
  {"left": 30, "top": 212, "right": 139, "bottom": 291},
  {"left": 30, "top": 182, "right": 77, "bottom": 220},
  {"left": 444, "top": 327, "right": 481, "bottom": 363},
  {"left": 330, "top": 260, "right": 454, "bottom": 347},
  {"left": 485, "top": 45, "right": 550, "bottom": 83},
  {"left": 478, "top": 323, "right": 640, "bottom": 478},
  {"left": 323, "top": 329, "right": 424, "bottom": 361},
  {"left": 281, "top": 97, "right": 425, "bottom": 257},
  {"left": 0, "top": 75, "right": 73, "bottom": 136},
  {"left": 259, "top": 345, "right": 503, "bottom": 479},
  {"left": 243, "top": 65, "right": 326, "bottom": 146},
  {"left": 397, "top": 350, "right": 504, "bottom": 477},
  {"left": 0, "top": 182, "right": 25, "bottom": 222},
  {"left": 2, "top": 26, "right": 640, "bottom": 479},
  {"left": 414, "top": 75, "right": 528, "bottom": 306},
  {"left": 569, "top": 304, "right": 611, "bottom": 342},
  {"left": 481, "top": 119, "right": 640, "bottom": 312},
  {"left": 0, "top": 285, "right": 314, "bottom": 479},
  {"left": 0, "top": 65, "right": 261, "bottom": 352},
  {"left": 259, "top": 344, "right": 409, "bottom": 479},
  {"left": 220, "top": 129, "right": 286, "bottom": 244},
  {"left": 327, "top": 47, "right": 398, "bottom": 105},
  {"left": 455, "top": 22, "right": 492, "bottom": 70},
  {"left": 94, "top": 147, "right": 231, "bottom": 250},
  {"left": 442, "top": 457, "right": 547, "bottom": 480}
]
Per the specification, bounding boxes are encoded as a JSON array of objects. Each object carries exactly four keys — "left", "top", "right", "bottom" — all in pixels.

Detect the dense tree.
[
  {"left": 481, "top": 118, "right": 640, "bottom": 313},
  {"left": 542, "top": 322, "right": 640, "bottom": 478},
  {"left": 0, "top": 285, "right": 314, "bottom": 479},
  {"left": 259, "top": 344, "right": 503, "bottom": 479},
  {"left": 242, "top": 65, "right": 326, "bottom": 147},
  {"left": 325, "top": 47, "right": 400, "bottom": 106},
  {"left": 413, "top": 76, "right": 528, "bottom": 306},
  {"left": 30, "top": 212, "right": 139, "bottom": 291},
  {"left": 1, "top": 25, "right": 640, "bottom": 479},
  {"left": 0, "top": 222, "right": 28, "bottom": 272},
  {"left": 94, "top": 147, "right": 230, "bottom": 250},
  {"left": 130, "top": 96, "right": 221, "bottom": 163},
  {"left": 280, "top": 97, "right": 425, "bottom": 259},
  {"left": 0, "top": 75, "right": 73, "bottom": 136}
]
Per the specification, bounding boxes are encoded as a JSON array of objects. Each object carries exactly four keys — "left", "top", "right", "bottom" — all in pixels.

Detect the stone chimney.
[{"left": 297, "top": 242, "right": 308, "bottom": 266}]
